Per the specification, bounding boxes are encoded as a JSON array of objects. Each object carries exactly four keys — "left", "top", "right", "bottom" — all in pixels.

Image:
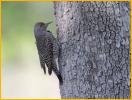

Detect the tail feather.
[
  {"left": 57, "top": 73, "right": 63, "bottom": 85},
  {"left": 40, "top": 62, "right": 46, "bottom": 74},
  {"left": 43, "top": 67, "right": 46, "bottom": 74},
  {"left": 48, "top": 68, "right": 52, "bottom": 75},
  {"left": 53, "top": 67, "right": 63, "bottom": 85}
]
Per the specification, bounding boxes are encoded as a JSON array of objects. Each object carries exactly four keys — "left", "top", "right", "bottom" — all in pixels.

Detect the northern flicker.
[{"left": 34, "top": 21, "right": 63, "bottom": 85}]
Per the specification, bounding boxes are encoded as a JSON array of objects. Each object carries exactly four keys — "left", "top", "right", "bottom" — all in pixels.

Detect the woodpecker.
[{"left": 34, "top": 21, "right": 63, "bottom": 85}]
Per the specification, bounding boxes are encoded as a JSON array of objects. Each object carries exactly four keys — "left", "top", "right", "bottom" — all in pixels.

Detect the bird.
[{"left": 34, "top": 21, "right": 63, "bottom": 85}]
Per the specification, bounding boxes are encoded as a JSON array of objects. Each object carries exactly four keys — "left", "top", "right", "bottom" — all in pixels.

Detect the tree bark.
[{"left": 54, "top": 2, "right": 130, "bottom": 98}]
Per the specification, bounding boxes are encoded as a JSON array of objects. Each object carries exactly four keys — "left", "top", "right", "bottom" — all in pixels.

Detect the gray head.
[{"left": 34, "top": 21, "right": 52, "bottom": 37}]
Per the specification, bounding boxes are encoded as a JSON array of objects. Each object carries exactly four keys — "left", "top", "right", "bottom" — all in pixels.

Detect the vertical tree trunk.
[{"left": 54, "top": 2, "right": 130, "bottom": 98}]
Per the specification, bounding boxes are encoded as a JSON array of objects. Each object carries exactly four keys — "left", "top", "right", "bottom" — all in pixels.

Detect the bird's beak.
[
  {"left": 45, "top": 21, "right": 53, "bottom": 29},
  {"left": 46, "top": 21, "right": 53, "bottom": 26}
]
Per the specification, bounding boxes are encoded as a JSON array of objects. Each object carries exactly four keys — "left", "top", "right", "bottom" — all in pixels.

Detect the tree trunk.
[{"left": 54, "top": 2, "right": 130, "bottom": 98}]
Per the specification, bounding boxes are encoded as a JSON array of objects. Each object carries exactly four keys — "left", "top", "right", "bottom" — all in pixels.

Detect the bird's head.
[{"left": 34, "top": 21, "right": 52, "bottom": 36}]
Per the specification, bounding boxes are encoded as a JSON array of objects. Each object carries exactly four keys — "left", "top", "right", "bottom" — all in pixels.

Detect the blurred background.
[{"left": 2, "top": 2, "right": 60, "bottom": 98}]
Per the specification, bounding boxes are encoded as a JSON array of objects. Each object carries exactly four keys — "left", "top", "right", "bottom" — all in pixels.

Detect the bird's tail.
[{"left": 53, "top": 67, "right": 63, "bottom": 85}]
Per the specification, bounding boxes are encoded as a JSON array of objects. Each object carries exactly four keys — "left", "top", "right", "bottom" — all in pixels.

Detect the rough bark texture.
[{"left": 54, "top": 2, "right": 130, "bottom": 98}]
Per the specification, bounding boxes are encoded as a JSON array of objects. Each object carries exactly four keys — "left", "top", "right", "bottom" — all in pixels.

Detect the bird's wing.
[
  {"left": 36, "top": 39, "right": 46, "bottom": 74},
  {"left": 44, "top": 36, "right": 54, "bottom": 75},
  {"left": 36, "top": 32, "right": 54, "bottom": 75},
  {"left": 39, "top": 53, "right": 46, "bottom": 74}
]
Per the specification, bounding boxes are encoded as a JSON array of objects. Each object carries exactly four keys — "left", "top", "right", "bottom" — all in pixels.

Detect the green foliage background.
[
  {"left": 2, "top": 2, "right": 56, "bottom": 65},
  {"left": 2, "top": 2, "right": 61, "bottom": 98}
]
